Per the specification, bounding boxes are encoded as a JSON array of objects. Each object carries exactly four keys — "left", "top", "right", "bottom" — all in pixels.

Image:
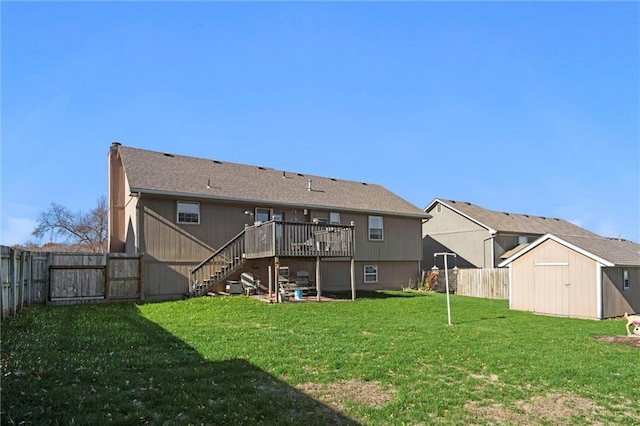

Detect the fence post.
[
  {"left": 139, "top": 254, "right": 144, "bottom": 301},
  {"left": 104, "top": 254, "right": 111, "bottom": 301},
  {"left": 10, "top": 248, "right": 17, "bottom": 316},
  {"left": 18, "top": 250, "right": 25, "bottom": 311},
  {"left": 1, "top": 247, "right": 7, "bottom": 320},
  {"left": 26, "top": 251, "right": 32, "bottom": 306},
  {"left": 45, "top": 252, "right": 52, "bottom": 305}
]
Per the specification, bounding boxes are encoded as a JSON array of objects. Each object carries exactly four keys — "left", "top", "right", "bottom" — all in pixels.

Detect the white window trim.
[
  {"left": 177, "top": 201, "right": 200, "bottom": 224},
  {"left": 368, "top": 216, "right": 384, "bottom": 241},
  {"left": 364, "top": 265, "right": 378, "bottom": 283}
]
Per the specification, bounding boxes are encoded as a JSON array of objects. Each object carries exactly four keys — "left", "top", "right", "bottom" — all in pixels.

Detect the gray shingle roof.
[
  {"left": 499, "top": 234, "right": 640, "bottom": 267},
  {"left": 559, "top": 235, "right": 640, "bottom": 266},
  {"left": 118, "top": 145, "right": 427, "bottom": 218},
  {"left": 428, "top": 199, "right": 600, "bottom": 237}
]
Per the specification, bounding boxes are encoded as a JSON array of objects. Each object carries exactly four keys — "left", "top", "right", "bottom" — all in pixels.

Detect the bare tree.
[{"left": 32, "top": 196, "right": 108, "bottom": 253}]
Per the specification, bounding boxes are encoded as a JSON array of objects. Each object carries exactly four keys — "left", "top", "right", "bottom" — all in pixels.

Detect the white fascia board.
[
  {"left": 498, "top": 233, "right": 615, "bottom": 267},
  {"left": 424, "top": 198, "right": 497, "bottom": 234}
]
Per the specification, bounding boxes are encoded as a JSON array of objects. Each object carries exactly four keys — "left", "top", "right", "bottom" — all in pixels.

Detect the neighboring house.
[
  {"left": 108, "top": 143, "right": 428, "bottom": 300},
  {"left": 499, "top": 234, "right": 640, "bottom": 319},
  {"left": 422, "top": 199, "right": 601, "bottom": 269}
]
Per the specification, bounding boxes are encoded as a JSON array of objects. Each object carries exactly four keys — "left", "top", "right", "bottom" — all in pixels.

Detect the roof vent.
[
  {"left": 213, "top": 160, "right": 222, "bottom": 164},
  {"left": 330, "top": 178, "right": 337, "bottom": 181},
  {"left": 163, "top": 153, "right": 174, "bottom": 158},
  {"left": 297, "top": 173, "right": 304, "bottom": 177},
  {"left": 308, "top": 179, "right": 312, "bottom": 191},
  {"left": 503, "top": 212, "right": 510, "bottom": 216},
  {"left": 361, "top": 182, "right": 368, "bottom": 186},
  {"left": 258, "top": 166, "right": 266, "bottom": 170}
]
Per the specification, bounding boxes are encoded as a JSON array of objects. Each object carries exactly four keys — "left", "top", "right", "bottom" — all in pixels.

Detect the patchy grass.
[{"left": 2, "top": 291, "right": 639, "bottom": 424}]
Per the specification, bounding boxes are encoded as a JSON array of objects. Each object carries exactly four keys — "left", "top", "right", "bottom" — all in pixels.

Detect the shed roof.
[
  {"left": 117, "top": 145, "right": 428, "bottom": 218},
  {"left": 499, "top": 233, "right": 640, "bottom": 267},
  {"left": 425, "top": 198, "right": 600, "bottom": 237}
]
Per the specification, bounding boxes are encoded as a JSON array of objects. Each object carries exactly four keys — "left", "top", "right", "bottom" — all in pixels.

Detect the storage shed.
[{"left": 499, "top": 234, "right": 640, "bottom": 319}]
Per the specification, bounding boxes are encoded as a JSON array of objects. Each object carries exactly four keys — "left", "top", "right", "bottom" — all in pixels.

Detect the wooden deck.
[{"left": 244, "top": 220, "right": 354, "bottom": 259}]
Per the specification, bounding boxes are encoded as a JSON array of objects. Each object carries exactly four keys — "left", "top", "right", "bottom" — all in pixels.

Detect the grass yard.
[{"left": 2, "top": 291, "right": 638, "bottom": 425}]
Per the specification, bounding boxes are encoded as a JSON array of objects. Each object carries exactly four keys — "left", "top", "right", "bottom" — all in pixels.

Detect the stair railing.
[{"left": 189, "top": 229, "right": 246, "bottom": 295}]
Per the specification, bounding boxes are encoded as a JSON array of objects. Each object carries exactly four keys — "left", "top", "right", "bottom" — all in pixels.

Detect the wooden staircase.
[{"left": 190, "top": 229, "right": 246, "bottom": 296}]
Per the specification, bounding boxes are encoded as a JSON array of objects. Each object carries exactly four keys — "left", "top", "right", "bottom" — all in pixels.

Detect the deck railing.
[
  {"left": 244, "top": 220, "right": 354, "bottom": 259},
  {"left": 190, "top": 220, "right": 355, "bottom": 296}
]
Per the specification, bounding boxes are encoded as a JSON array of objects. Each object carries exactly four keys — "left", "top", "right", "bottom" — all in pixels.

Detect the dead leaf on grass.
[
  {"left": 297, "top": 379, "right": 394, "bottom": 412},
  {"left": 466, "top": 392, "right": 604, "bottom": 425},
  {"left": 594, "top": 335, "right": 640, "bottom": 348}
]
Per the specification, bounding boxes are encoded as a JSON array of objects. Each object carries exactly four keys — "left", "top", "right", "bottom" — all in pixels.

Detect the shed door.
[{"left": 534, "top": 263, "right": 570, "bottom": 316}]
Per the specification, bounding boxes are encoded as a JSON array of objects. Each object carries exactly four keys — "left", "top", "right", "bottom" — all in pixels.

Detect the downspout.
[
  {"left": 483, "top": 233, "right": 496, "bottom": 268},
  {"left": 135, "top": 192, "right": 142, "bottom": 254}
]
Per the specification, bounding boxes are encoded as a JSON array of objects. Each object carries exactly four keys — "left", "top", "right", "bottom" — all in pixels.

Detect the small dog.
[{"left": 624, "top": 312, "right": 640, "bottom": 335}]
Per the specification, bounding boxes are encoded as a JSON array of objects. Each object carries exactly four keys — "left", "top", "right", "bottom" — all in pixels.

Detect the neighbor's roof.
[
  {"left": 424, "top": 198, "right": 600, "bottom": 237},
  {"left": 116, "top": 145, "right": 428, "bottom": 218},
  {"left": 499, "top": 233, "right": 640, "bottom": 267}
]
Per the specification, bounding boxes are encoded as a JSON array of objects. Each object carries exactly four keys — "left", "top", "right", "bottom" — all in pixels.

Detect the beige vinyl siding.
[
  {"left": 354, "top": 215, "right": 422, "bottom": 262},
  {"left": 319, "top": 260, "right": 419, "bottom": 292},
  {"left": 602, "top": 267, "right": 640, "bottom": 318},
  {"left": 143, "top": 259, "right": 194, "bottom": 300},
  {"left": 123, "top": 178, "right": 137, "bottom": 253},
  {"left": 108, "top": 150, "right": 127, "bottom": 252},
  {"left": 423, "top": 203, "right": 491, "bottom": 267}
]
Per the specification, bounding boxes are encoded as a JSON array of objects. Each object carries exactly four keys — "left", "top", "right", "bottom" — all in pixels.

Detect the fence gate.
[{"left": 49, "top": 253, "right": 106, "bottom": 301}]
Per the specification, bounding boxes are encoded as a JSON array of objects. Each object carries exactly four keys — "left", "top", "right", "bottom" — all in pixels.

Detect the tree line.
[{"left": 21, "top": 196, "right": 108, "bottom": 253}]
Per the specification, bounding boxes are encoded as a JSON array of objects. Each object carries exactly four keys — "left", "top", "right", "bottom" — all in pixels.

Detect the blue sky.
[{"left": 1, "top": 1, "right": 639, "bottom": 246}]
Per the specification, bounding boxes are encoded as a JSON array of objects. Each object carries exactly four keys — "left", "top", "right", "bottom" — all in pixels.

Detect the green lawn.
[{"left": 2, "top": 291, "right": 638, "bottom": 425}]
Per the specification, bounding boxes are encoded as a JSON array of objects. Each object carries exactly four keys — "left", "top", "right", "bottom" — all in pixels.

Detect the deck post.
[
  {"left": 274, "top": 257, "right": 280, "bottom": 303},
  {"left": 350, "top": 257, "right": 356, "bottom": 301},
  {"left": 315, "top": 256, "right": 321, "bottom": 301},
  {"left": 268, "top": 265, "right": 272, "bottom": 302},
  {"left": 350, "top": 221, "right": 356, "bottom": 301}
]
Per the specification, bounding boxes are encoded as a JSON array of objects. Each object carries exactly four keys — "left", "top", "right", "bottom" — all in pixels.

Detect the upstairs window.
[
  {"left": 177, "top": 201, "right": 200, "bottom": 224},
  {"left": 368, "top": 216, "right": 383, "bottom": 241},
  {"left": 329, "top": 212, "right": 341, "bottom": 225},
  {"left": 624, "top": 270, "right": 630, "bottom": 290}
]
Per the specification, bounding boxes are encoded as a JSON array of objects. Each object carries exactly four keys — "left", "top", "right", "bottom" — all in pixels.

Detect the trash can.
[{"left": 294, "top": 289, "right": 303, "bottom": 300}]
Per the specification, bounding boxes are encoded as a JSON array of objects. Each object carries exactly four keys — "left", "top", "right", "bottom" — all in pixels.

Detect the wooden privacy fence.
[
  {"left": 1, "top": 246, "right": 143, "bottom": 319},
  {"left": 455, "top": 268, "right": 509, "bottom": 299}
]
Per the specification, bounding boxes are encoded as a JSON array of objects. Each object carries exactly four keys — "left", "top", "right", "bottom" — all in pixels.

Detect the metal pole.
[
  {"left": 444, "top": 254, "right": 451, "bottom": 326},
  {"left": 434, "top": 252, "right": 456, "bottom": 326}
]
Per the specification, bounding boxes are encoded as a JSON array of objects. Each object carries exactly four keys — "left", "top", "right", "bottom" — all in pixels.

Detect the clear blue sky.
[{"left": 1, "top": 1, "right": 639, "bottom": 246}]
